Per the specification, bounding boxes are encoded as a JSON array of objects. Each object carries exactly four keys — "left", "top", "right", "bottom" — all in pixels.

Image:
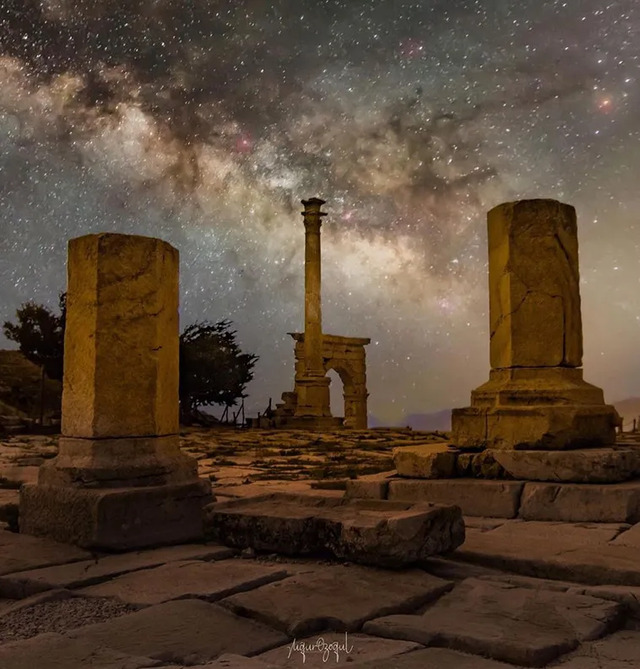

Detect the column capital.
[{"left": 301, "top": 197, "right": 327, "bottom": 229}]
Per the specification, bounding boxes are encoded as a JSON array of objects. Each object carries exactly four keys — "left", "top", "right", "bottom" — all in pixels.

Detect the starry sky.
[{"left": 0, "top": 1, "right": 639, "bottom": 425}]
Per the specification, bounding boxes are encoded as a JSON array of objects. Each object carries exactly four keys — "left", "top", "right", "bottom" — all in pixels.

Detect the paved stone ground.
[
  {"left": 1, "top": 516, "right": 640, "bottom": 668},
  {"left": 2, "top": 428, "right": 640, "bottom": 667}
]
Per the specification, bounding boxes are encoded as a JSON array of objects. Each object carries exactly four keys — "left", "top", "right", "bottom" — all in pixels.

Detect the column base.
[
  {"left": 293, "top": 374, "right": 332, "bottom": 418},
  {"left": 19, "top": 479, "right": 212, "bottom": 550},
  {"left": 37, "top": 435, "right": 198, "bottom": 488},
  {"left": 451, "top": 367, "right": 620, "bottom": 450}
]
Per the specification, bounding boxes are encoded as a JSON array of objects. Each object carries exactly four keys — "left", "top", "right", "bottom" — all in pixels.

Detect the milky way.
[{"left": 1, "top": 1, "right": 639, "bottom": 424}]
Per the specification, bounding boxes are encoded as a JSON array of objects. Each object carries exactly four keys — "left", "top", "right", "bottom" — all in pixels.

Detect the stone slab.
[
  {"left": 454, "top": 521, "right": 640, "bottom": 586},
  {"left": 492, "top": 448, "right": 640, "bottom": 482},
  {"left": 0, "top": 528, "right": 91, "bottom": 576},
  {"left": 351, "top": 647, "right": 523, "bottom": 668},
  {"left": 68, "top": 599, "right": 288, "bottom": 665},
  {"left": 344, "top": 471, "right": 396, "bottom": 500},
  {"left": 191, "top": 656, "right": 274, "bottom": 669},
  {"left": 611, "top": 522, "right": 640, "bottom": 547},
  {"left": 0, "top": 543, "right": 234, "bottom": 598},
  {"left": 205, "top": 493, "right": 464, "bottom": 568},
  {"left": 519, "top": 480, "right": 640, "bottom": 522},
  {"left": 387, "top": 479, "right": 524, "bottom": 518},
  {"left": 393, "top": 444, "right": 457, "bottom": 478},
  {"left": 554, "top": 630, "right": 640, "bottom": 668},
  {"left": 220, "top": 564, "right": 452, "bottom": 637},
  {"left": 80, "top": 559, "right": 288, "bottom": 605},
  {"left": 363, "top": 578, "right": 622, "bottom": 667},
  {"left": 0, "top": 633, "right": 162, "bottom": 669},
  {"left": 19, "top": 479, "right": 211, "bottom": 550},
  {"left": 344, "top": 479, "right": 388, "bottom": 500},
  {"left": 257, "top": 632, "right": 422, "bottom": 668}
]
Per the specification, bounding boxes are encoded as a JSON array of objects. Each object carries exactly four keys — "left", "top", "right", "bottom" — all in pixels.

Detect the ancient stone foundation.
[
  {"left": 20, "top": 233, "right": 211, "bottom": 550},
  {"left": 451, "top": 199, "right": 619, "bottom": 451}
]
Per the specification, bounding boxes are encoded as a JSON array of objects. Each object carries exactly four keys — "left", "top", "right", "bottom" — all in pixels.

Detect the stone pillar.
[
  {"left": 20, "top": 233, "right": 211, "bottom": 549},
  {"left": 294, "top": 198, "right": 331, "bottom": 418},
  {"left": 451, "top": 199, "right": 619, "bottom": 450}
]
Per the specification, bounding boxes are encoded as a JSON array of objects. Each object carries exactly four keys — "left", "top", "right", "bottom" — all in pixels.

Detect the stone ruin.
[
  {"left": 258, "top": 198, "right": 370, "bottom": 430},
  {"left": 19, "top": 233, "right": 211, "bottom": 550},
  {"left": 350, "top": 199, "right": 640, "bottom": 525},
  {"left": 451, "top": 199, "right": 620, "bottom": 451},
  {"left": 13, "top": 197, "right": 637, "bottom": 551}
]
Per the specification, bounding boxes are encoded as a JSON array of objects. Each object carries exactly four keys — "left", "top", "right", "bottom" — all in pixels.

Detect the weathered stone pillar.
[
  {"left": 294, "top": 198, "right": 331, "bottom": 418},
  {"left": 451, "top": 199, "right": 619, "bottom": 450},
  {"left": 20, "top": 233, "right": 211, "bottom": 549}
]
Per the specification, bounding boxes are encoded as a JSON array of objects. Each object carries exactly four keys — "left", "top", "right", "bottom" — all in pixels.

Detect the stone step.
[
  {"left": 347, "top": 476, "right": 640, "bottom": 524},
  {"left": 492, "top": 447, "right": 640, "bottom": 483},
  {"left": 453, "top": 520, "right": 640, "bottom": 587},
  {"left": 204, "top": 492, "right": 464, "bottom": 568}
]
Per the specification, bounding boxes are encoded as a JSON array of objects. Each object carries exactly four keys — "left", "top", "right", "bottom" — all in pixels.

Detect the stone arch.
[{"left": 289, "top": 333, "right": 369, "bottom": 429}]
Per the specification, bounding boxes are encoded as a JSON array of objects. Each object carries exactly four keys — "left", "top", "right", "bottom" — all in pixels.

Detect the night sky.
[{"left": 1, "top": 1, "right": 639, "bottom": 424}]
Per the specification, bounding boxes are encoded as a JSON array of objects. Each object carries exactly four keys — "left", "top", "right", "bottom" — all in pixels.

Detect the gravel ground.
[{"left": 0, "top": 596, "right": 138, "bottom": 643}]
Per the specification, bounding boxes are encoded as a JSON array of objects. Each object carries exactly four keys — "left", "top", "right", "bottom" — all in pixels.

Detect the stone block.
[
  {"left": 220, "top": 564, "right": 452, "bottom": 636},
  {"left": 19, "top": 479, "right": 212, "bottom": 550},
  {"left": 555, "top": 631, "right": 640, "bottom": 669},
  {"left": 0, "top": 633, "right": 162, "bottom": 669},
  {"left": 0, "top": 544, "right": 234, "bottom": 597},
  {"left": 493, "top": 448, "right": 640, "bottom": 483},
  {"left": 453, "top": 403, "right": 618, "bottom": 451},
  {"left": 36, "top": 435, "right": 198, "bottom": 488},
  {"left": 340, "top": 648, "right": 521, "bottom": 669},
  {"left": 363, "top": 578, "right": 622, "bottom": 667},
  {"left": 79, "top": 559, "right": 288, "bottom": 605},
  {"left": 0, "top": 528, "right": 91, "bottom": 577},
  {"left": 62, "top": 233, "right": 180, "bottom": 438},
  {"left": 488, "top": 200, "right": 582, "bottom": 369},
  {"left": 393, "top": 444, "right": 457, "bottom": 478},
  {"left": 67, "top": 599, "right": 288, "bottom": 665},
  {"left": 455, "top": 520, "right": 640, "bottom": 585},
  {"left": 205, "top": 493, "right": 464, "bottom": 568},
  {"left": 344, "top": 478, "right": 389, "bottom": 500},
  {"left": 387, "top": 479, "right": 524, "bottom": 518},
  {"left": 455, "top": 450, "right": 509, "bottom": 479},
  {"left": 519, "top": 481, "right": 640, "bottom": 522}
]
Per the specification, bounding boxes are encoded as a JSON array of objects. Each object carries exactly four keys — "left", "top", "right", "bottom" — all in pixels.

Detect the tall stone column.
[
  {"left": 451, "top": 199, "right": 619, "bottom": 450},
  {"left": 294, "top": 198, "right": 331, "bottom": 418},
  {"left": 20, "top": 233, "right": 211, "bottom": 549}
]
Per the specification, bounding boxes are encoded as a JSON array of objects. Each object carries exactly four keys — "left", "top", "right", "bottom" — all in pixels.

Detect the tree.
[
  {"left": 4, "top": 294, "right": 257, "bottom": 427},
  {"left": 179, "top": 320, "right": 258, "bottom": 425},
  {"left": 3, "top": 293, "right": 66, "bottom": 424}
]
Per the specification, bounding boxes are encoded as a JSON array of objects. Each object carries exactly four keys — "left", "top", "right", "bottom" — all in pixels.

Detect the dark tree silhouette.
[
  {"left": 3, "top": 293, "right": 66, "bottom": 424},
  {"left": 4, "top": 294, "right": 257, "bottom": 427},
  {"left": 179, "top": 320, "right": 258, "bottom": 425}
]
